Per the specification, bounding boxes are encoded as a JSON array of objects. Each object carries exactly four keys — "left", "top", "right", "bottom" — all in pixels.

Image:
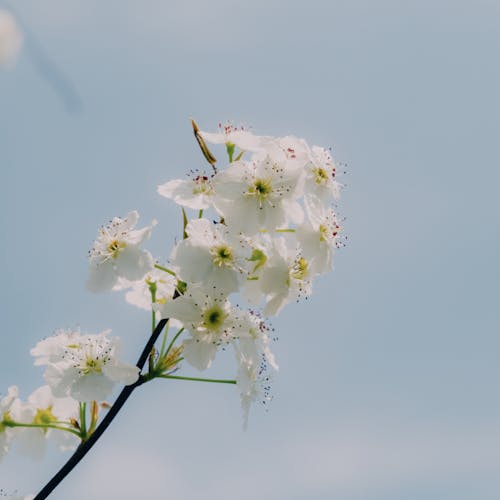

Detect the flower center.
[
  {"left": 193, "top": 175, "right": 212, "bottom": 196},
  {"left": 211, "top": 245, "right": 234, "bottom": 267},
  {"left": 107, "top": 239, "right": 126, "bottom": 258},
  {"left": 34, "top": 407, "right": 56, "bottom": 427},
  {"left": 248, "top": 178, "right": 273, "bottom": 202},
  {"left": 83, "top": 357, "right": 103, "bottom": 375},
  {"left": 313, "top": 167, "right": 329, "bottom": 185},
  {"left": 291, "top": 257, "right": 309, "bottom": 280},
  {"left": 202, "top": 305, "right": 226, "bottom": 332}
]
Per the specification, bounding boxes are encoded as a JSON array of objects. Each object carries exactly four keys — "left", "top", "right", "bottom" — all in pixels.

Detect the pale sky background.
[{"left": 1, "top": 0, "right": 499, "bottom": 498}]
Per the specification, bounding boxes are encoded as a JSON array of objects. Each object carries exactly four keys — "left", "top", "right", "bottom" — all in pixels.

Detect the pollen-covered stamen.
[
  {"left": 319, "top": 213, "right": 342, "bottom": 243},
  {"left": 210, "top": 244, "right": 234, "bottom": 268},
  {"left": 202, "top": 305, "right": 228, "bottom": 332},
  {"left": 247, "top": 178, "right": 273, "bottom": 207},
  {"left": 192, "top": 175, "right": 214, "bottom": 196},
  {"left": 62, "top": 337, "right": 113, "bottom": 376},
  {"left": 106, "top": 239, "right": 126, "bottom": 258},
  {"left": 290, "top": 257, "right": 309, "bottom": 281},
  {"left": 83, "top": 357, "right": 103, "bottom": 375},
  {"left": 313, "top": 167, "right": 329, "bottom": 186}
]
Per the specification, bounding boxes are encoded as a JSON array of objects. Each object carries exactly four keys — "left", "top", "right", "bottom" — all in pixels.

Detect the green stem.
[
  {"left": 275, "top": 228, "right": 296, "bottom": 233},
  {"left": 6, "top": 421, "right": 81, "bottom": 437},
  {"left": 158, "top": 322, "right": 170, "bottom": 359},
  {"left": 165, "top": 327, "right": 184, "bottom": 356},
  {"left": 154, "top": 263, "right": 176, "bottom": 276},
  {"left": 198, "top": 209, "right": 204, "bottom": 218},
  {"left": 150, "top": 287, "right": 157, "bottom": 333},
  {"left": 79, "top": 403, "right": 87, "bottom": 440},
  {"left": 159, "top": 375, "right": 236, "bottom": 385}
]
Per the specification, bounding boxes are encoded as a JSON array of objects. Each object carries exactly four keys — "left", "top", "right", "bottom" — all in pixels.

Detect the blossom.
[
  {"left": 213, "top": 156, "right": 304, "bottom": 234},
  {"left": 87, "top": 211, "right": 156, "bottom": 293},
  {"left": 0, "top": 386, "right": 20, "bottom": 462},
  {"left": 12, "top": 386, "right": 79, "bottom": 460},
  {"left": 159, "top": 286, "right": 248, "bottom": 370},
  {"left": 244, "top": 237, "right": 314, "bottom": 316},
  {"left": 158, "top": 172, "right": 215, "bottom": 210},
  {"left": 0, "top": 10, "right": 22, "bottom": 68},
  {"left": 170, "top": 218, "right": 248, "bottom": 294},
  {"left": 235, "top": 311, "right": 278, "bottom": 372},
  {"left": 304, "top": 145, "right": 341, "bottom": 201},
  {"left": 199, "top": 123, "right": 271, "bottom": 152},
  {"left": 296, "top": 195, "right": 342, "bottom": 274},
  {"left": 261, "top": 135, "right": 311, "bottom": 165},
  {"left": 31, "top": 330, "right": 140, "bottom": 402},
  {"left": 234, "top": 345, "right": 272, "bottom": 429},
  {"left": 114, "top": 268, "right": 177, "bottom": 312}
]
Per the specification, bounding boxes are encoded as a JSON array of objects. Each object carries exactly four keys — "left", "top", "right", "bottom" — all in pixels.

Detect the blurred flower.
[
  {"left": 0, "top": 386, "right": 20, "bottom": 461},
  {"left": 10, "top": 385, "right": 79, "bottom": 459},
  {"left": 0, "top": 9, "right": 22, "bottom": 68}
]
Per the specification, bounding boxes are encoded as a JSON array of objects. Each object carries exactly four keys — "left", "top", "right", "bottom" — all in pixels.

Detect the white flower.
[
  {"left": 244, "top": 237, "right": 314, "bottom": 316},
  {"left": 199, "top": 123, "right": 271, "bottom": 152},
  {"left": 0, "top": 386, "right": 20, "bottom": 462},
  {"left": 158, "top": 172, "right": 215, "bottom": 210},
  {"left": 235, "top": 311, "right": 278, "bottom": 372},
  {"left": 31, "top": 330, "right": 140, "bottom": 402},
  {"left": 296, "top": 195, "right": 342, "bottom": 274},
  {"left": 159, "top": 286, "right": 247, "bottom": 370},
  {"left": 0, "top": 10, "right": 22, "bottom": 68},
  {"left": 170, "top": 218, "right": 248, "bottom": 294},
  {"left": 213, "top": 157, "right": 304, "bottom": 234},
  {"left": 87, "top": 211, "right": 156, "bottom": 293},
  {"left": 304, "top": 145, "right": 341, "bottom": 201},
  {"left": 13, "top": 386, "right": 79, "bottom": 460},
  {"left": 115, "top": 268, "right": 177, "bottom": 312},
  {"left": 234, "top": 346, "right": 272, "bottom": 430},
  {"left": 261, "top": 135, "right": 311, "bottom": 165}
]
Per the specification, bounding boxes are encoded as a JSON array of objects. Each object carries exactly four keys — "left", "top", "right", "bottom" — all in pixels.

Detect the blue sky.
[{"left": 1, "top": 0, "right": 499, "bottom": 498}]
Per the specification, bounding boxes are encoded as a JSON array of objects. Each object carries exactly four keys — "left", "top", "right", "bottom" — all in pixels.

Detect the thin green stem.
[
  {"left": 158, "top": 322, "right": 170, "bottom": 359},
  {"left": 154, "top": 263, "right": 176, "bottom": 276},
  {"left": 165, "top": 327, "right": 184, "bottom": 356},
  {"left": 182, "top": 207, "right": 188, "bottom": 239},
  {"left": 159, "top": 375, "right": 236, "bottom": 385},
  {"left": 198, "top": 209, "right": 204, "bottom": 218},
  {"left": 6, "top": 421, "right": 81, "bottom": 437},
  {"left": 150, "top": 286, "right": 157, "bottom": 333},
  {"left": 226, "top": 142, "right": 235, "bottom": 163},
  {"left": 275, "top": 228, "right": 296, "bottom": 233},
  {"left": 79, "top": 403, "right": 87, "bottom": 440}
]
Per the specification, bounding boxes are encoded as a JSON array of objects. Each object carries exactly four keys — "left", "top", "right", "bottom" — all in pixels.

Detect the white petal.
[
  {"left": 182, "top": 339, "right": 218, "bottom": 371},
  {"left": 115, "top": 246, "right": 154, "bottom": 281},
  {"left": 86, "top": 262, "right": 117, "bottom": 293},
  {"left": 71, "top": 372, "right": 114, "bottom": 402},
  {"left": 103, "top": 362, "right": 139, "bottom": 385}
]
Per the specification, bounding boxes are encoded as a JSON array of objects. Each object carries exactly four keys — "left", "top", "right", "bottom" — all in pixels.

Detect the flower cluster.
[{"left": 0, "top": 121, "right": 344, "bottom": 491}]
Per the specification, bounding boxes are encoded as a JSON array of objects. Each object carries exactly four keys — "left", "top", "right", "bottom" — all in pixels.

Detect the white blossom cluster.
[
  {"left": 86, "top": 123, "right": 344, "bottom": 425},
  {"left": 0, "top": 122, "right": 344, "bottom": 477}
]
